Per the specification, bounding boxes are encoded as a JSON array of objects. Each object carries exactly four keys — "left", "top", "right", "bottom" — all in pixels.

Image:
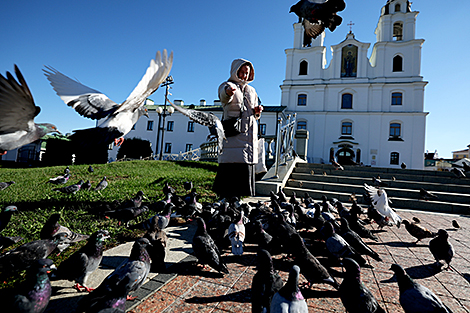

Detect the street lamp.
[{"left": 156, "top": 76, "right": 174, "bottom": 160}]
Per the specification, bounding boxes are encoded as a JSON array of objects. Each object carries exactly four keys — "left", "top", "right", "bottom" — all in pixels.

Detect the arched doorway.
[{"left": 336, "top": 147, "right": 355, "bottom": 165}]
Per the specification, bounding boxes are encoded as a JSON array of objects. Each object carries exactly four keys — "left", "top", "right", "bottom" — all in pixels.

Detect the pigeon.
[
  {"left": 401, "top": 162, "right": 407, "bottom": 169},
  {"left": 0, "top": 205, "right": 18, "bottom": 233},
  {"left": 0, "top": 65, "right": 61, "bottom": 155},
  {"left": 364, "top": 184, "right": 402, "bottom": 228},
  {"left": 52, "top": 179, "right": 84, "bottom": 194},
  {"left": 46, "top": 173, "right": 70, "bottom": 185},
  {"left": 105, "top": 205, "right": 149, "bottom": 227},
  {"left": 402, "top": 220, "right": 437, "bottom": 243},
  {"left": 192, "top": 217, "right": 229, "bottom": 274},
  {"left": 339, "top": 258, "right": 386, "bottom": 313},
  {"left": 270, "top": 265, "right": 308, "bottom": 313},
  {"left": 452, "top": 220, "right": 460, "bottom": 229},
  {"left": 94, "top": 176, "right": 108, "bottom": 192},
  {"left": 339, "top": 218, "right": 382, "bottom": 262},
  {"left": 429, "top": 229, "right": 454, "bottom": 270},
  {"left": 64, "top": 166, "right": 70, "bottom": 175},
  {"left": 390, "top": 263, "right": 453, "bottom": 313},
  {"left": 348, "top": 209, "right": 379, "bottom": 241},
  {"left": 162, "top": 182, "right": 175, "bottom": 196},
  {"left": 251, "top": 249, "right": 283, "bottom": 313},
  {"left": 5, "top": 258, "right": 55, "bottom": 313},
  {"left": 0, "top": 181, "right": 15, "bottom": 190},
  {"left": 0, "top": 235, "right": 23, "bottom": 251},
  {"left": 331, "top": 158, "right": 344, "bottom": 170},
  {"left": 228, "top": 210, "right": 245, "bottom": 255},
  {"left": 166, "top": 97, "right": 225, "bottom": 152},
  {"left": 290, "top": 233, "right": 339, "bottom": 289},
  {"left": 40, "top": 213, "right": 89, "bottom": 253},
  {"left": 88, "top": 165, "right": 94, "bottom": 173},
  {"left": 144, "top": 227, "right": 167, "bottom": 273},
  {"left": 0, "top": 232, "right": 69, "bottom": 272},
  {"left": 130, "top": 202, "right": 173, "bottom": 231},
  {"left": 323, "top": 222, "right": 367, "bottom": 267},
  {"left": 412, "top": 216, "right": 421, "bottom": 224},
  {"left": 118, "top": 191, "right": 146, "bottom": 211},
  {"left": 53, "top": 229, "right": 110, "bottom": 292},
  {"left": 451, "top": 167, "right": 466, "bottom": 178},
  {"left": 77, "top": 238, "right": 152, "bottom": 312},
  {"left": 367, "top": 205, "right": 391, "bottom": 229},
  {"left": 81, "top": 180, "right": 92, "bottom": 191},
  {"left": 44, "top": 50, "right": 173, "bottom": 147},
  {"left": 419, "top": 188, "right": 438, "bottom": 200},
  {"left": 372, "top": 176, "right": 388, "bottom": 187}
]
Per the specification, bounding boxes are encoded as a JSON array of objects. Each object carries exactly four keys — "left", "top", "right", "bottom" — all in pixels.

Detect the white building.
[{"left": 282, "top": 0, "right": 428, "bottom": 169}]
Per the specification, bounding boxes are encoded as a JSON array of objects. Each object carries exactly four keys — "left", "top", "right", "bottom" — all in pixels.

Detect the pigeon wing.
[
  {"left": 0, "top": 65, "right": 40, "bottom": 134},
  {"left": 167, "top": 97, "right": 220, "bottom": 128},
  {"left": 303, "top": 19, "right": 325, "bottom": 39},
  {"left": 44, "top": 66, "right": 119, "bottom": 120},
  {"left": 118, "top": 50, "right": 173, "bottom": 113}
]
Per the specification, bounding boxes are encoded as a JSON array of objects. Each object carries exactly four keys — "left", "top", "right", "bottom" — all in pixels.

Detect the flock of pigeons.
[{"left": 0, "top": 171, "right": 460, "bottom": 313}]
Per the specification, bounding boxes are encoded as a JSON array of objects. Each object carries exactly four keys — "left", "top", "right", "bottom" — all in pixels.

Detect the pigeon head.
[
  {"left": 256, "top": 249, "right": 274, "bottom": 274},
  {"left": 37, "top": 123, "right": 61, "bottom": 136},
  {"left": 53, "top": 232, "right": 71, "bottom": 243},
  {"left": 322, "top": 222, "right": 335, "bottom": 237},
  {"left": 130, "top": 237, "right": 152, "bottom": 262},
  {"left": 340, "top": 217, "right": 350, "bottom": 232},
  {"left": 28, "top": 258, "right": 56, "bottom": 282},
  {"left": 437, "top": 229, "right": 449, "bottom": 239},
  {"left": 342, "top": 258, "right": 361, "bottom": 279},
  {"left": 279, "top": 265, "right": 304, "bottom": 301},
  {"left": 92, "top": 229, "right": 110, "bottom": 243},
  {"left": 3, "top": 205, "right": 18, "bottom": 213},
  {"left": 390, "top": 263, "right": 415, "bottom": 292}
]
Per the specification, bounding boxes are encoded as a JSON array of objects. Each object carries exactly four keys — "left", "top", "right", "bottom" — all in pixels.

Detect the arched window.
[
  {"left": 341, "top": 93, "right": 353, "bottom": 109},
  {"left": 390, "top": 152, "right": 399, "bottom": 165},
  {"left": 395, "top": 3, "right": 401, "bottom": 13},
  {"left": 393, "top": 22, "right": 403, "bottom": 41},
  {"left": 393, "top": 55, "right": 403, "bottom": 72},
  {"left": 341, "top": 122, "right": 352, "bottom": 135},
  {"left": 297, "top": 121, "right": 307, "bottom": 130},
  {"left": 299, "top": 60, "right": 308, "bottom": 75},
  {"left": 391, "top": 92, "right": 403, "bottom": 105},
  {"left": 390, "top": 123, "right": 401, "bottom": 138},
  {"left": 297, "top": 94, "right": 307, "bottom": 106}
]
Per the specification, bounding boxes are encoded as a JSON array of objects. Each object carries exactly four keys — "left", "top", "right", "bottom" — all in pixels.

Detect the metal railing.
[
  {"left": 115, "top": 148, "right": 201, "bottom": 162},
  {"left": 274, "top": 113, "right": 297, "bottom": 178}
]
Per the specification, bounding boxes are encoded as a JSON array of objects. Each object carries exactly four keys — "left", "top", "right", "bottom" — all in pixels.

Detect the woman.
[{"left": 213, "top": 58, "right": 263, "bottom": 199}]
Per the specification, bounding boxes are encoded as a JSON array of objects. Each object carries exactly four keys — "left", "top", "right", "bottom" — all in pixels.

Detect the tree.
[{"left": 117, "top": 138, "right": 153, "bottom": 160}]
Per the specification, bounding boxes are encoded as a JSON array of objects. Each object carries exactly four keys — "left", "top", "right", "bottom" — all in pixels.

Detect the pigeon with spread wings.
[
  {"left": 44, "top": 50, "right": 173, "bottom": 147},
  {"left": 0, "top": 65, "right": 61, "bottom": 155},
  {"left": 167, "top": 97, "right": 225, "bottom": 152},
  {"left": 364, "top": 183, "right": 402, "bottom": 228}
]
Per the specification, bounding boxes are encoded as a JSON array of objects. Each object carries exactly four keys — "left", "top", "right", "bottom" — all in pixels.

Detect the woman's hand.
[{"left": 225, "top": 85, "right": 236, "bottom": 96}]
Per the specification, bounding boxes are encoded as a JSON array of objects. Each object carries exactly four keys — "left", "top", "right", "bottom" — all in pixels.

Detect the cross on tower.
[{"left": 347, "top": 21, "right": 355, "bottom": 33}]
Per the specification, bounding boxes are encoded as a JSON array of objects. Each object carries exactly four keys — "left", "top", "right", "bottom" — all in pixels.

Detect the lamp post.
[{"left": 157, "top": 76, "right": 174, "bottom": 160}]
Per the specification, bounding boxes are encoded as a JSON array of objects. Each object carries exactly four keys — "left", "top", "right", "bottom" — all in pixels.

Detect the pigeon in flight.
[
  {"left": 0, "top": 65, "right": 61, "bottom": 155},
  {"left": 44, "top": 50, "right": 173, "bottom": 147},
  {"left": 364, "top": 184, "right": 402, "bottom": 228},
  {"left": 290, "top": 0, "right": 346, "bottom": 40},
  {"left": 167, "top": 97, "right": 225, "bottom": 152}
]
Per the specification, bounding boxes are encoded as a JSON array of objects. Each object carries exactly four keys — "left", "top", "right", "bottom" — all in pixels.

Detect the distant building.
[{"left": 452, "top": 145, "right": 470, "bottom": 160}]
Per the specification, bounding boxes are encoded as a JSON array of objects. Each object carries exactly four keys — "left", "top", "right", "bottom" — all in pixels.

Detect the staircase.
[{"left": 282, "top": 163, "right": 470, "bottom": 215}]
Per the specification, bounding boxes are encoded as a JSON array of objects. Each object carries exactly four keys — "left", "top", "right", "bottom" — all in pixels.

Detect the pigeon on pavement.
[
  {"left": 339, "top": 218, "right": 382, "bottom": 262},
  {"left": 144, "top": 227, "right": 168, "bottom": 273},
  {"left": 364, "top": 184, "right": 402, "bottom": 228},
  {"left": 429, "top": 229, "right": 454, "bottom": 270},
  {"left": 40, "top": 213, "right": 89, "bottom": 253},
  {"left": 0, "top": 65, "right": 61, "bottom": 154},
  {"left": 53, "top": 229, "right": 110, "bottom": 292},
  {"left": 0, "top": 181, "right": 15, "bottom": 190},
  {"left": 5, "top": 258, "right": 55, "bottom": 313},
  {"left": 390, "top": 263, "right": 453, "bottom": 313},
  {"left": 323, "top": 222, "right": 367, "bottom": 267},
  {"left": 339, "top": 258, "right": 386, "bottom": 313},
  {"left": 270, "top": 265, "right": 308, "bottom": 313},
  {"left": 44, "top": 50, "right": 173, "bottom": 147},
  {"left": 402, "top": 220, "right": 437, "bottom": 243},
  {"left": 192, "top": 217, "right": 229, "bottom": 274},
  {"left": 228, "top": 210, "right": 245, "bottom": 255},
  {"left": 452, "top": 220, "right": 460, "bottom": 229},
  {"left": 0, "top": 205, "right": 18, "bottom": 233},
  {"left": 251, "top": 249, "right": 283, "bottom": 313}
]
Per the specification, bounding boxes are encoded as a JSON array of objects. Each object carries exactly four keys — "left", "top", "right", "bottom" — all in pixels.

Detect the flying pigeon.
[
  {"left": 94, "top": 176, "right": 108, "bottom": 192},
  {"left": 192, "top": 217, "right": 229, "bottom": 274},
  {"left": 40, "top": 213, "right": 89, "bottom": 253},
  {"left": 251, "top": 249, "right": 283, "bottom": 313},
  {"left": 364, "top": 184, "right": 402, "bottom": 228},
  {"left": 46, "top": 173, "right": 70, "bottom": 185},
  {"left": 419, "top": 188, "right": 438, "bottom": 201},
  {"left": 228, "top": 210, "right": 245, "bottom": 255},
  {"left": 402, "top": 220, "right": 437, "bottom": 243},
  {"left": 451, "top": 167, "right": 466, "bottom": 178},
  {"left": 166, "top": 97, "right": 225, "bottom": 152},
  {"left": 0, "top": 181, "right": 15, "bottom": 190},
  {"left": 290, "top": 0, "right": 346, "bottom": 41},
  {"left": 270, "top": 265, "right": 308, "bottom": 313},
  {"left": 5, "top": 258, "right": 55, "bottom": 313},
  {"left": 52, "top": 179, "right": 84, "bottom": 194},
  {"left": 390, "top": 263, "right": 453, "bottom": 313},
  {"left": 44, "top": 50, "right": 173, "bottom": 147},
  {"left": 77, "top": 238, "right": 152, "bottom": 311},
  {"left": 0, "top": 232, "right": 69, "bottom": 272},
  {"left": 0, "top": 65, "right": 61, "bottom": 155},
  {"left": 339, "top": 258, "right": 386, "bottom": 313},
  {"left": 0, "top": 205, "right": 18, "bottom": 233},
  {"left": 429, "top": 229, "right": 454, "bottom": 270},
  {"left": 53, "top": 229, "right": 110, "bottom": 292}
]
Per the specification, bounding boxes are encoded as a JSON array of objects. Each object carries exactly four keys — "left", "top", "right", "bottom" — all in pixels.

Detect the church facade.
[{"left": 282, "top": 0, "right": 428, "bottom": 169}]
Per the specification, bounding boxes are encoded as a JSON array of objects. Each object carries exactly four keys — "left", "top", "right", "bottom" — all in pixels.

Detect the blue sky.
[{"left": 0, "top": 0, "right": 468, "bottom": 158}]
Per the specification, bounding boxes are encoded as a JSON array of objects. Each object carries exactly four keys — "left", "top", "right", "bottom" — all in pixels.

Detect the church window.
[
  {"left": 341, "top": 93, "right": 353, "bottom": 109},
  {"left": 297, "top": 121, "right": 307, "bottom": 130},
  {"left": 395, "top": 4, "right": 401, "bottom": 13},
  {"left": 390, "top": 123, "right": 401, "bottom": 138},
  {"left": 299, "top": 60, "right": 308, "bottom": 75},
  {"left": 393, "top": 22, "right": 403, "bottom": 41},
  {"left": 390, "top": 152, "right": 399, "bottom": 165},
  {"left": 393, "top": 55, "right": 403, "bottom": 72},
  {"left": 391, "top": 92, "right": 403, "bottom": 105},
  {"left": 341, "top": 45, "right": 358, "bottom": 77},
  {"left": 341, "top": 122, "right": 352, "bottom": 135},
  {"left": 297, "top": 94, "right": 307, "bottom": 106}
]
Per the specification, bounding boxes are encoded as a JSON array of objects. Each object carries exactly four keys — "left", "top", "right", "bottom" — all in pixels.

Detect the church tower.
[{"left": 281, "top": 0, "right": 428, "bottom": 169}]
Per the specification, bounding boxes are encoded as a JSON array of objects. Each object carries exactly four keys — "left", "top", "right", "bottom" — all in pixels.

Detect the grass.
[{"left": 0, "top": 160, "right": 218, "bottom": 288}]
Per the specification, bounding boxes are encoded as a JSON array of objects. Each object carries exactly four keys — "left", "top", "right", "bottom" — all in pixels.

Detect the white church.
[{"left": 109, "top": 0, "right": 428, "bottom": 169}]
